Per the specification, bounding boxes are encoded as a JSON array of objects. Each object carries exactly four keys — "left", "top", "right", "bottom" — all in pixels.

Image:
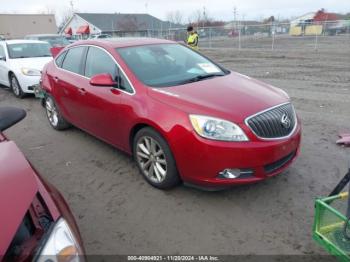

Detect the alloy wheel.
[
  {"left": 11, "top": 77, "right": 20, "bottom": 96},
  {"left": 45, "top": 97, "right": 59, "bottom": 127},
  {"left": 136, "top": 136, "right": 167, "bottom": 183}
]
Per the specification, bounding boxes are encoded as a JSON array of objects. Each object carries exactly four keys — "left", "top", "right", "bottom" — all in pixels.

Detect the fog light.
[{"left": 218, "top": 169, "right": 241, "bottom": 179}]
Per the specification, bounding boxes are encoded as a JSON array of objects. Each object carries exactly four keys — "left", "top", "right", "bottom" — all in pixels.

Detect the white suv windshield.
[
  {"left": 116, "top": 44, "right": 228, "bottom": 87},
  {"left": 7, "top": 43, "right": 51, "bottom": 59}
]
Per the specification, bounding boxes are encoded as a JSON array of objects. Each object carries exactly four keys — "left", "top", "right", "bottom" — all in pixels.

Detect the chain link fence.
[{"left": 143, "top": 20, "right": 350, "bottom": 51}]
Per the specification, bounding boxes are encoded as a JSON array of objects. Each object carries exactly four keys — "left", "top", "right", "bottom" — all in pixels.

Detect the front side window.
[
  {"left": 85, "top": 47, "right": 133, "bottom": 93},
  {"left": 7, "top": 43, "right": 51, "bottom": 59},
  {"left": 85, "top": 47, "right": 117, "bottom": 78},
  {"left": 115, "top": 68, "right": 133, "bottom": 93},
  {"left": 62, "top": 47, "right": 86, "bottom": 75},
  {"left": 116, "top": 43, "right": 228, "bottom": 87}
]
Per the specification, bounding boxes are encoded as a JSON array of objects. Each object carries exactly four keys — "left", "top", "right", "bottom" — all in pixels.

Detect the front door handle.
[
  {"left": 53, "top": 76, "right": 59, "bottom": 83},
  {"left": 78, "top": 87, "right": 86, "bottom": 95}
]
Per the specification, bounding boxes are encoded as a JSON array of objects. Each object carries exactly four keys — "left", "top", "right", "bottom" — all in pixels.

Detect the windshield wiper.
[{"left": 179, "top": 73, "right": 225, "bottom": 85}]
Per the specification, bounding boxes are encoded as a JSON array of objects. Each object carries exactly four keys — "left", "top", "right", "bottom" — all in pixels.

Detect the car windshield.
[
  {"left": 7, "top": 43, "right": 51, "bottom": 59},
  {"left": 116, "top": 44, "right": 228, "bottom": 87},
  {"left": 38, "top": 36, "right": 70, "bottom": 47}
]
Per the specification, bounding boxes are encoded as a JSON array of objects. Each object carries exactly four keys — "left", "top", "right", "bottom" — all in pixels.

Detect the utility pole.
[
  {"left": 233, "top": 5, "right": 241, "bottom": 50},
  {"left": 203, "top": 6, "right": 206, "bottom": 29},
  {"left": 145, "top": 2, "right": 150, "bottom": 37},
  {"left": 233, "top": 6, "right": 237, "bottom": 28}
]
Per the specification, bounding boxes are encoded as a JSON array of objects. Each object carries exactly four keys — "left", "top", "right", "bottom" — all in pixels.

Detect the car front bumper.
[
  {"left": 16, "top": 74, "right": 41, "bottom": 94},
  {"left": 171, "top": 121, "right": 302, "bottom": 189}
]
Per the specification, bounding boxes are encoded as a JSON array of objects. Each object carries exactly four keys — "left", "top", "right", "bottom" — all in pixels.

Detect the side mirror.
[
  {"left": 89, "top": 73, "right": 117, "bottom": 87},
  {"left": 0, "top": 56, "right": 6, "bottom": 61},
  {"left": 0, "top": 107, "right": 26, "bottom": 132}
]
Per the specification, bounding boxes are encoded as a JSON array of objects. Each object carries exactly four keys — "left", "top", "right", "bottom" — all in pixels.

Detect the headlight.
[
  {"left": 37, "top": 218, "right": 83, "bottom": 262},
  {"left": 21, "top": 68, "right": 41, "bottom": 76},
  {"left": 189, "top": 115, "right": 249, "bottom": 141}
]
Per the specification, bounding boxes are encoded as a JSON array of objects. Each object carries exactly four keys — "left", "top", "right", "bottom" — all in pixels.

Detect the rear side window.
[
  {"left": 84, "top": 47, "right": 117, "bottom": 78},
  {"left": 55, "top": 51, "right": 67, "bottom": 68},
  {"left": 62, "top": 47, "right": 86, "bottom": 75}
]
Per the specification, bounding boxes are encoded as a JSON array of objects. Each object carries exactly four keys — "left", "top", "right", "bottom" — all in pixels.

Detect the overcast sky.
[{"left": 1, "top": 0, "right": 349, "bottom": 24}]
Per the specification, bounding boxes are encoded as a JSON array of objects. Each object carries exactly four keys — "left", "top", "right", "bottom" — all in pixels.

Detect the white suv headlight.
[
  {"left": 37, "top": 218, "right": 83, "bottom": 262},
  {"left": 21, "top": 68, "right": 41, "bottom": 76},
  {"left": 189, "top": 115, "right": 249, "bottom": 141}
]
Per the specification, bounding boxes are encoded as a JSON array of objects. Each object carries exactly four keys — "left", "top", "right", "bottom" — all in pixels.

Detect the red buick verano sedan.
[{"left": 40, "top": 38, "right": 301, "bottom": 190}]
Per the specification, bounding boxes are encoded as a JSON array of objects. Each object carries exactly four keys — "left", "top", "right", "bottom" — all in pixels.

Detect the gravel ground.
[{"left": 0, "top": 36, "right": 349, "bottom": 258}]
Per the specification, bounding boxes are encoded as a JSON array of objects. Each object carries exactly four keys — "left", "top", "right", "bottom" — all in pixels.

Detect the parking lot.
[{"left": 0, "top": 36, "right": 349, "bottom": 257}]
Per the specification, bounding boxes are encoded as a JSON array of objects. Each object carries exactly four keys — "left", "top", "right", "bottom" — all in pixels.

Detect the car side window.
[
  {"left": 85, "top": 47, "right": 117, "bottom": 78},
  {"left": 62, "top": 47, "right": 86, "bottom": 75},
  {"left": 85, "top": 46, "right": 133, "bottom": 93},
  {"left": 55, "top": 51, "right": 67, "bottom": 68},
  {"left": 0, "top": 45, "right": 5, "bottom": 58},
  {"left": 115, "top": 68, "right": 133, "bottom": 93}
]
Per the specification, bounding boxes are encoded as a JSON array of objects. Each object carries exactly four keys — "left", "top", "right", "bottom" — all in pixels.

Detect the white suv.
[{"left": 0, "top": 40, "right": 52, "bottom": 98}]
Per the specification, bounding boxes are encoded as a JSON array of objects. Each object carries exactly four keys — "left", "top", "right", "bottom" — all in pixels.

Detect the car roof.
[
  {"left": 70, "top": 37, "right": 176, "bottom": 49},
  {"left": 5, "top": 39, "right": 50, "bottom": 45}
]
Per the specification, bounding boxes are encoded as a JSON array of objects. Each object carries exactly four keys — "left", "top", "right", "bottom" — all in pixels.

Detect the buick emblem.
[{"left": 281, "top": 113, "right": 291, "bottom": 129}]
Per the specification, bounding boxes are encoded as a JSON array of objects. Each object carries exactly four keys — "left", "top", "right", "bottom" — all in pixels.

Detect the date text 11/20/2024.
[{"left": 127, "top": 256, "right": 219, "bottom": 261}]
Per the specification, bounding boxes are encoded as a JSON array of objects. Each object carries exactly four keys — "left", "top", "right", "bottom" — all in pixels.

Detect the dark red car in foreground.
[
  {"left": 0, "top": 107, "right": 84, "bottom": 261},
  {"left": 40, "top": 38, "right": 301, "bottom": 190}
]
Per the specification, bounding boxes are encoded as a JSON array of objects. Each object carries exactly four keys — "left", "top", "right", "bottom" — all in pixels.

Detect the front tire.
[
  {"left": 133, "top": 127, "right": 180, "bottom": 189},
  {"left": 10, "top": 74, "right": 25, "bottom": 98},
  {"left": 45, "top": 95, "right": 70, "bottom": 130}
]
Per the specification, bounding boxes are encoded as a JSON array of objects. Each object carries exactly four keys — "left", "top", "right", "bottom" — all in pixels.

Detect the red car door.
[
  {"left": 52, "top": 46, "right": 88, "bottom": 129},
  {"left": 73, "top": 46, "right": 134, "bottom": 148},
  {"left": 73, "top": 77, "right": 124, "bottom": 147}
]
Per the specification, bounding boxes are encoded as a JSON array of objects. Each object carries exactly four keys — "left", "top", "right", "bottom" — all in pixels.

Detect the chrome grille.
[{"left": 246, "top": 103, "right": 296, "bottom": 139}]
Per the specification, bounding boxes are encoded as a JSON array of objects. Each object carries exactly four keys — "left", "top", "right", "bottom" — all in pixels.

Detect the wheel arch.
[
  {"left": 129, "top": 121, "right": 183, "bottom": 186},
  {"left": 8, "top": 70, "right": 15, "bottom": 82},
  {"left": 128, "top": 121, "right": 171, "bottom": 155}
]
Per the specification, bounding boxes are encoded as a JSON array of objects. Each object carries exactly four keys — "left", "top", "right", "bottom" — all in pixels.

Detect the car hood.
[
  {"left": 148, "top": 72, "right": 290, "bottom": 123},
  {"left": 0, "top": 141, "right": 38, "bottom": 255},
  {"left": 9, "top": 57, "right": 52, "bottom": 71}
]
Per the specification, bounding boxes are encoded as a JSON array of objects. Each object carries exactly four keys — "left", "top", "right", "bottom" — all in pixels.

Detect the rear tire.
[
  {"left": 133, "top": 127, "right": 181, "bottom": 189},
  {"left": 45, "top": 95, "right": 71, "bottom": 130},
  {"left": 10, "top": 74, "right": 25, "bottom": 98}
]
